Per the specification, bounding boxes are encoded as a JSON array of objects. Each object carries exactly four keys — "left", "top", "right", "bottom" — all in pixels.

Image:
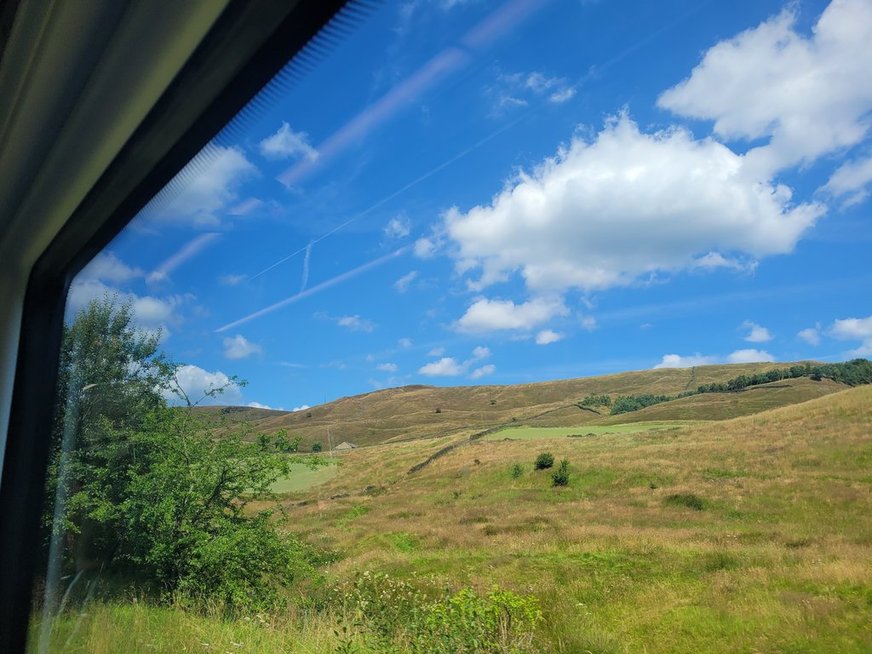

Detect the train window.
[{"left": 29, "top": 1, "right": 872, "bottom": 652}]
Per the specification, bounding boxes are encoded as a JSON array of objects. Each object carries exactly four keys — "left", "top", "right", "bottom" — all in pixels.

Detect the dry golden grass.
[
  {"left": 281, "top": 386, "right": 872, "bottom": 653},
  {"left": 198, "top": 361, "right": 817, "bottom": 448}
]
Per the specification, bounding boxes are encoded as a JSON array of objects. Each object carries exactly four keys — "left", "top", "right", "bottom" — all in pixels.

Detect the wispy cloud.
[
  {"left": 394, "top": 270, "right": 418, "bottom": 293},
  {"left": 259, "top": 122, "right": 318, "bottom": 161},
  {"left": 223, "top": 334, "right": 262, "bottom": 360},
  {"left": 148, "top": 233, "right": 220, "bottom": 284}
]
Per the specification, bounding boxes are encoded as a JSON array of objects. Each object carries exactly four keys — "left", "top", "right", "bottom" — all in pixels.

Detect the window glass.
[{"left": 33, "top": 1, "right": 872, "bottom": 652}]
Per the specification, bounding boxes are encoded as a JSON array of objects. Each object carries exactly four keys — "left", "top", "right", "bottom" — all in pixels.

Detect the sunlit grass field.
[
  {"left": 270, "top": 460, "right": 339, "bottom": 493},
  {"left": 34, "top": 386, "right": 872, "bottom": 653},
  {"left": 483, "top": 420, "right": 703, "bottom": 440}
]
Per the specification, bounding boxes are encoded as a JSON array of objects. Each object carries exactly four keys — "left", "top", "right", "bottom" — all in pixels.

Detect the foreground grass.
[
  {"left": 33, "top": 603, "right": 346, "bottom": 654},
  {"left": 34, "top": 387, "right": 872, "bottom": 653}
]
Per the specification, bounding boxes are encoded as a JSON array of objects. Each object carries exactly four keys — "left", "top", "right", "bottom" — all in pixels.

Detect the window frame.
[{"left": 0, "top": 1, "right": 352, "bottom": 649}]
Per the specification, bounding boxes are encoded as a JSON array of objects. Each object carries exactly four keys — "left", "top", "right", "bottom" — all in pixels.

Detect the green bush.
[
  {"left": 534, "top": 452, "right": 554, "bottom": 470},
  {"left": 311, "top": 441, "right": 322, "bottom": 452},
  {"left": 664, "top": 493, "right": 706, "bottom": 511},
  {"left": 511, "top": 463, "right": 523, "bottom": 479},
  {"left": 551, "top": 459, "right": 570, "bottom": 487},
  {"left": 48, "top": 298, "right": 316, "bottom": 613}
]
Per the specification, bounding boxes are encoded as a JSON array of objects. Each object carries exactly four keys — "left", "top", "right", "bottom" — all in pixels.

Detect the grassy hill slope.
[
  {"left": 279, "top": 385, "right": 872, "bottom": 653},
  {"left": 200, "top": 361, "right": 841, "bottom": 448}
]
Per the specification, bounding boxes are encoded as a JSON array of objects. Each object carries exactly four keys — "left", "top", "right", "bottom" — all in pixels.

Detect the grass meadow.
[{"left": 33, "top": 386, "right": 872, "bottom": 653}]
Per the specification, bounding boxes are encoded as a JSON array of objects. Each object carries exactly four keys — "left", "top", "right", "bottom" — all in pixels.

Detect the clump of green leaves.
[
  {"left": 47, "top": 297, "right": 319, "bottom": 613},
  {"left": 551, "top": 459, "right": 570, "bottom": 487},
  {"left": 578, "top": 394, "right": 611, "bottom": 408},
  {"left": 511, "top": 463, "right": 524, "bottom": 479},
  {"left": 336, "top": 571, "right": 542, "bottom": 653},
  {"left": 534, "top": 452, "right": 554, "bottom": 470}
]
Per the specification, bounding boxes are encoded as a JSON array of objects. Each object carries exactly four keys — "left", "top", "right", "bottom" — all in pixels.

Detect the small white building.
[{"left": 334, "top": 441, "right": 358, "bottom": 451}]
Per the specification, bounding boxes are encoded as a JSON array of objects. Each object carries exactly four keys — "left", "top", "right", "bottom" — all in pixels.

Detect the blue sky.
[{"left": 70, "top": 0, "right": 872, "bottom": 410}]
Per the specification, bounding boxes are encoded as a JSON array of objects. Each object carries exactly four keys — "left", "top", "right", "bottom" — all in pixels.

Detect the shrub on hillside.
[
  {"left": 664, "top": 492, "right": 706, "bottom": 511},
  {"left": 552, "top": 459, "right": 570, "bottom": 487},
  {"left": 311, "top": 441, "right": 322, "bottom": 452},
  {"left": 534, "top": 452, "right": 554, "bottom": 469},
  {"left": 511, "top": 463, "right": 523, "bottom": 478}
]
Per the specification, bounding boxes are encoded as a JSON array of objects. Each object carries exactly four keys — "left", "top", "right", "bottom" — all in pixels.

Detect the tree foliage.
[
  {"left": 610, "top": 360, "right": 872, "bottom": 415},
  {"left": 611, "top": 393, "right": 674, "bottom": 415},
  {"left": 578, "top": 394, "right": 611, "bottom": 408},
  {"left": 48, "top": 297, "right": 311, "bottom": 611}
]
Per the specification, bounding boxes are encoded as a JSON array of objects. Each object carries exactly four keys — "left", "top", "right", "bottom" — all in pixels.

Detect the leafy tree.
[
  {"left": 534, "top": 452, "right": 554, "bottom": 470},
  {"left": 47, "top": 297, "right": 312, "bottom": 611},
  {"left": 311, "top": 441, "right": 323, "bottom": 453}
]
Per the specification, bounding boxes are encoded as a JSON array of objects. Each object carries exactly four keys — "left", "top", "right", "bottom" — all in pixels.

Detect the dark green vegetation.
[
  {"left": 611, "top": 393, "right": 676, "bottom": 414},
  {"left": 551, "top": 459, "right": 570, "bottom": 487},
  {"left": 579, "top": 393, "right": 611, "bottom": 408},
  {"left": 609, "top": 360, "right": 872, "bottom": 417},
  {"left": 46, "top": 299, "right": 313, "bottom": 612},
  {"left": 695, "top": 359, "right": 872, "bottom": 393},
  {"left": 534, "top": 452, "right": 554, "bottom": 469}
]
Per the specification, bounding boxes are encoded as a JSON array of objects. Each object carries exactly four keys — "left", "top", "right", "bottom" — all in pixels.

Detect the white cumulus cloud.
[
  {"left": 223, "top": 334, "right": 262, "bottom": 360},
  {"left": 247, "top": 401, "right": 286, "bottom": 411},
  {"left": 336, "top": 315, "right": 376, "bottom": 332},
  {"left": 727, "top": 348, "right": 775, "bottom": 364},
  {"left": 654, "top": 353, "right": 718, "bottom": 369},
  {"left": 469, "top": 364, "right": 496, "bottom": 380},
  {"left": 830, "top": 314, "right": 872, "bottom": 356},
  {"left": 259, "top": 122, "right": 318, "bottom": 161},
  {"left": 444, "top": 114, "right": 823, "bottom": 295},
  {"left": 797, "top": 325, "right": 822, "bottom": 346},
  {"left": 385, "top": 216, "right": 411, "bottom": 239},
  {"left": 535, "top": 329, "right": 563, "bottom": 345},
  {"left": 167, "top": 364, "right": 242, "bottom": 405},
  {"left": 658, "top": 0, "right": 872, "bottom": 177},
  {"left": 377, "top": 362, "right": 399, "bottom": 372},
  {"left": 742, "top": 320, "right": 773, "bottom": 343},
  {"left": 419, "top": 357, "right": 465, "bottom": 376},
  {"left": 455, "top": 297, "right": 568, "bottom": 333},
  {"left": 472, "top": 346, "right": 491, "bottom": 360},
  {"left": 79, "top": 252, "right": 142, "bottom": 284},
  {"left": 149, "top": 145, "right": 256, "bottom": 227}
]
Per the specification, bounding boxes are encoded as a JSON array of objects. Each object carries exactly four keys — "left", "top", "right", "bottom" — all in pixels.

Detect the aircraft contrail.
[
  {"left": 216, "top": 247, "right": 409, "bottom": 333},
  {"left": 300, "top": 241, "right": 312, "bottom": 292}
]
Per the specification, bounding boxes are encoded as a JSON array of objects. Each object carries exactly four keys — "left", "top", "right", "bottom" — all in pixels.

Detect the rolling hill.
[{"left": 195, "top": 360, "right": 850, "bottom": 448}]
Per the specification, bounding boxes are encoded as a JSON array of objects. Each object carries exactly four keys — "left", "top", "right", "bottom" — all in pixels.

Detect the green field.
[
  {"left": 269, "top": 460, "right": 339, "bottom": 493},
  {"left": 34, "top": 379, "right": 872, "bottom": 653},
  {"left": 484, "top": 420, "right": 703, "bottom": 440}
]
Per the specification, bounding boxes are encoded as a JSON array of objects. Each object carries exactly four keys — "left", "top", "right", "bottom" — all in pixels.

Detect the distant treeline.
[
  {"left": 695, "top": 359, "right": 872, "bottom": 393},
  {"left": 611, "top": 394, "right": 676, "bottom": 415},
  {"left": 578, "top": 394, "right": 611, "bottom": 408},
  {"left": 609, "top": 359, "right": 871, "bottom": 415}
]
